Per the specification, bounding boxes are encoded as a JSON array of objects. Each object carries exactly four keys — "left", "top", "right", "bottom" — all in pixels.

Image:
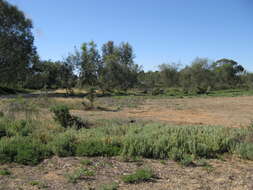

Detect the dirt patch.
[
  {"left": 1, "top": 156, "right": 252, "bottom": 190},
  {"left": 73, "top": 96, "right": 253, "bottom": 128}
]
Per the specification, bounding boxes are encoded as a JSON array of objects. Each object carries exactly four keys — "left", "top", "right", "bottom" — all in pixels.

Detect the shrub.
[
  {"left": 0, "top": 136, "right": 51, "bottom": 165},
  {"left": 50, "top": 131, "right": 77, "bottom": 157},
  {"left": 121, "top": 168, "right": 154, "bottom": 184},
  {"left": 50, "top": 105, "right": 72, "bottom": 128},
  {"left": 99, "top": 182, "right": 118, "bottom": 190},
  {"left": 50, "top": 105, "right": 89, "bottom": 129},
  {"left": 76, "top": 139, "right": 121, "bottom": 157},
  {"left": 237, "top": 143, "right": 253, "bottom": 160},
  {"left": 0, "top": 111, "right": 4, "bottom": 118},
  {"left": 65, "top": 168, "right": 95, "bottom": 183},
  {"left": 0, "top": 169, "right": 11, "bottom": 176}
]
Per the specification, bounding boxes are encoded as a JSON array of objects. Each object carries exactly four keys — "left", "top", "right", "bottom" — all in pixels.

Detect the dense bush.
[
  {"left": 121, "top": 168, "right": 154, "bottom": 183},
  {"left": 0, "top": 136, "right": 51, "bottom": 165},
  {"left": 50, "top": 105, "right": 89, "bottom": 129},
  {"left": 50, "top": 105, "right": 72, "bottom": 128}
]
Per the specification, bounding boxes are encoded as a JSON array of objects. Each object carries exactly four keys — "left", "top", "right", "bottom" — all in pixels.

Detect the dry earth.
[
  {"left": 0, "top": 156, "right": 253, "bottom": 190},
  {"left": 74, "top": 96, "right": 253, "bottom": 128}
]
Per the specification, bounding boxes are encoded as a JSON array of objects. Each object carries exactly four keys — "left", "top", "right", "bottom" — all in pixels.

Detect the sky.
[{"left": 7, "top": 0, "right": 253, "bottom": 71}]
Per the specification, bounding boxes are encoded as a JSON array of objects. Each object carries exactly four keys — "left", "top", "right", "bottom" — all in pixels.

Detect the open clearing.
[
  {"left": 73, "top": 96, "right": 253, "bottom": 128},
  {"left": 1, "top": 95, "right": 253, "bottom": 190}
]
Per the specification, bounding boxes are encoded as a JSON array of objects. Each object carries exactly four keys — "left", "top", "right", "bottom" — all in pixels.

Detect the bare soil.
[
  {"left": 75, "top": 96, "right": 253, "bottom": 128},
  {"left": 1, "top": 156, "right": 253, "bottom": 190}
]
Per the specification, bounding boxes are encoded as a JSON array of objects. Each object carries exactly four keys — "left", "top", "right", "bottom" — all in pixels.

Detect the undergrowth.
[{"left": 0, "top": 116, "right": 252, "bottom": 165}]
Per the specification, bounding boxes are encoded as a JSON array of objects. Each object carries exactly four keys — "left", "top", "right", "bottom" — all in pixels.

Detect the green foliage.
[
  {"left": 50, "top": 105, "right": 71, "bottom": 128},
  {"left": 99, "top": 182, "right": 118, "bottom": 190},
  {"left": 65, "top": 168, "right": 95, "bottom": 183},
  {"left": 80, "top": 159, "right": 93, "bottom": 166},
  {"left": 0, "top": 0, "right": 38, "bottom": 86},
  {"left": 0, "top": 136, "right": 51, "bottom": 165},
  {"left": 236, "top": 143, "right": 253, "bottom": 160},
  {"left": 76, "top": 139, "right": 121, "bottom": 157},
  {"left": 50, "top": 105, "right": 88, "bottom": 129},
  {"left": 0, "top": 117, "right": 252, "bottom": 166},
  {"left": 0, "top": 168, "right": 11, "bottom": 176},
  {"left": 121, "top": 168, "right": 154, "bottom": 184},
  {"left": 50, "top": 131, "right": 77, "bottom": 157}
]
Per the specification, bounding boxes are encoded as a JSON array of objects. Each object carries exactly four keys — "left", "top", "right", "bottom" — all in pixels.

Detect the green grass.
[{"left": 121, "top": 168, "right": 155, "bottom": 184}]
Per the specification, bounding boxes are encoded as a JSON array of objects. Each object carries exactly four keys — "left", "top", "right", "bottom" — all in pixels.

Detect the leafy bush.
[
  {"left": 121, "top": 168, "right": 154, "bottom": 183},
  {"left": 76, "top": 139, "right": 121, "bottom": 157},
  {"left": 50, "top": 105, "right": 89, "bottom": 129},
  {"left": 50, "top": 131, "right": 77, "bottom": 157},
  {"left": 0, "top": 169, "right": 11, "bottom": 176},
  {"left": 237, "top": 143, "right": 253, "bottom": 160},
  {"left": 50, "top": 105, "right": 72, "bottom": 128},
  {"left": 0, "top": 136, "right": 51, "bottom": 165}
]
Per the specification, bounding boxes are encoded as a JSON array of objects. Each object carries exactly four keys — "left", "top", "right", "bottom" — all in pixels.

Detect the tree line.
[{"left": 1, "top": 0, "right": 253, "bottom": 94}]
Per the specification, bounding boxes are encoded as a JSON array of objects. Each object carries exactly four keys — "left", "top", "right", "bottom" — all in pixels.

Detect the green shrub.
[
  {"left": 121, "top": 168, "right": 154, "bottom": 184},
  {"left": 237, "top": 143, "right": 253, "bottom": 160},
  {"left": 0, "top": 136, "right": 51, "bottom": 165},
  {"left": 76, "top": 139, "right": 121, "bottom": 157},
  {"left": 179, "top": 154, "right": 194, "bottom": 166},
  {"left": 50, "top": 105, "right": 89, "bottom": 129},
  {"left": 99, "top": 182, "right": 118, "bottom": 190},
  {"left": 50, "top": 131, "right": 77, "bottom": 157},
  {"left": 65, "top": 168, "right": 95, "bottom": 183},
  {"left": 0, "top": 111, "right": 4, "bottom": 118},
  {"left": 50, "top": 105, "right": 72, "bottom": 128},
  {"left": 0, "top": 169, "right": 11, "bottom": 176}
]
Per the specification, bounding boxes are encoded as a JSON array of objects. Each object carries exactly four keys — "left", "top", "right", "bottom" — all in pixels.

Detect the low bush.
[
  {"left": 76, "top": 139, "right": 121, "bottom": 157},
  {"left": 0, "top": 169, "right": 11, "bottom": 176},
  {"left": 121, "top": 168, "right": 154, "bottom": 184},
  {"left": 237, "top": 143, "right": 253, "bottom": 160},
  {"left": 50, "top": 105, "right": 72, "bottom": 128},
  {"left": 50, "top": 131, "right": 77, "bottom": 157},
  {"left": 99, "top": 182, "right": 118, "bottom": 190},
  {"left": 50, "top": 105, "right": 89, "bottom": 129},
  {"left": 65, "top": 168, "right": 95, "bottom": 183},
  {"left": 0, "top": 136, "right": 51, "bottom": 165}
]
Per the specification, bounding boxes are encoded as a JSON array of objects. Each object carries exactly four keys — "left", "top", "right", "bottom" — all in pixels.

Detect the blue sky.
[{"left": 8, "top": 0, "right": 253, "bottom": 71}]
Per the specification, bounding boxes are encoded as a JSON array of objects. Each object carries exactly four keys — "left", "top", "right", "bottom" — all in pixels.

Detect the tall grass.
[{"left": 0, "top": 117, "right": 252, "bottom": 165}]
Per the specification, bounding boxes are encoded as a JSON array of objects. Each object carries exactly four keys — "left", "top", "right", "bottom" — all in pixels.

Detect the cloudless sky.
[{"left": 7, "top": 0, "right": 253, "bottom": 71}]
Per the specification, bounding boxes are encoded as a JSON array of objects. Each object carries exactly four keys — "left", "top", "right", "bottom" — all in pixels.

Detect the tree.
[
  {"left": 180, "top": 58, "right": 213, "bottom": 93},
  {"left": 0, "top": 0, "right": 37, "bottom": 86},
  {"left": 99, "top": 41, "right": 140, "bottom": 91},
  {"left": 79, "top": 41, "right": 101, "bottom": 86},
  {"left": 159, "top": 63, "right": 180, "bottom": 87},
  {"left": 212, "top": 58, "right": 244, "bottom": 88}
]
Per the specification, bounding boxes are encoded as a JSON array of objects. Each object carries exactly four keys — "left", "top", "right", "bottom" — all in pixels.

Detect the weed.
[
  {"left": 0, "top": 169, "right": 11, "bottom": 176},
  {"left": 121, "top": 168, "right": 154, "bottom": 184},
  {"left": 80, "top": 159, "right": 93, "bottom": 166},
  {"left": 99, "top": 182, "right": 118, "bottom": 190},
  {"left": 66, "top": 168, "right": 95, "bottom": 183}
]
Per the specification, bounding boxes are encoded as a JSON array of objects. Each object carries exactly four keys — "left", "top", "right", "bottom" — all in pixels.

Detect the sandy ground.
[
  {"left": 1, "top": 156, "right": 252, "bottom": 190},
  {"left": 73, "top": 96, "right": 253, "bottom": 128}
]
